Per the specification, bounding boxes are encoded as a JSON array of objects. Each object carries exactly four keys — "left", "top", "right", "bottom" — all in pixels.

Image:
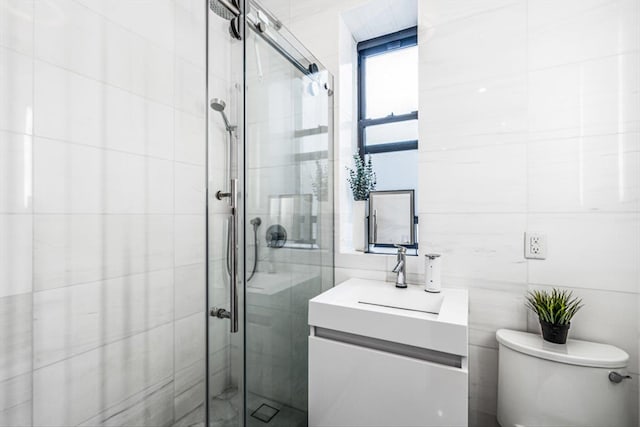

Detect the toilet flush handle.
[{"left": 608, "top": 372, "right": 632, "bottom": 383}]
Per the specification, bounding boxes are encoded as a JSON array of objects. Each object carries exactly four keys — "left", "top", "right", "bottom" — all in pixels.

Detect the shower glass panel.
[
  {"left": 244, "top": 7, "right": 333, "bottom": 426},
  {"left": 206, "top": 1, "right": 334, "bottom": 426},
  {"left": 243, "top": 8, "right": 334, "bottom": 425}
]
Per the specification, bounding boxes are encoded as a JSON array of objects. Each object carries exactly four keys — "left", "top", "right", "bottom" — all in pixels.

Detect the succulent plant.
[
  {"left": 346, "top": 153, "right": 376, "bottom": 201},
  {"left": 525, "top": 289, "right": 583, "bottom": 326}
]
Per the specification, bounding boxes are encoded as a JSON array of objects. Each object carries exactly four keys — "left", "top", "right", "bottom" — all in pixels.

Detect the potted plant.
[
  {"left": 525, "top": 289, "right": 583, "bottom": 344},
  {"left": 346, "top": 153, "right": 376, "bottom": 251}
]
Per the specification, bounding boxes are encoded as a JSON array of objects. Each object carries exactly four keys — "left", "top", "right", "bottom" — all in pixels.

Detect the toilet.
[{"left": 496, "top": 329, "right": 633, "bottom": 427}]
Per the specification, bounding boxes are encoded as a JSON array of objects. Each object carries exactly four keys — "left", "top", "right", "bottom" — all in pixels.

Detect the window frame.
[{"left": 357, "top": 26, "right": 418, "bottom": 157}]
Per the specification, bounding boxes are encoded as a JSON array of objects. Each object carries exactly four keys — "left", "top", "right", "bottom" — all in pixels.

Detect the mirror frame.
[{"left": 368, "top": 189, "right": 415, "bottom": 246}]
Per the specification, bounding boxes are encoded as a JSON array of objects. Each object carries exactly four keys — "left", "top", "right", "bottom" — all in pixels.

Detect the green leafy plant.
[
  {"left": 311, "top": 160, "right": 328, "bottom": 202},
  {"left": 346, "top": 153, "right": 376, "bottom": 201},
  {"left": 525, "top": 289, "right": 583, "bottom": 325}
]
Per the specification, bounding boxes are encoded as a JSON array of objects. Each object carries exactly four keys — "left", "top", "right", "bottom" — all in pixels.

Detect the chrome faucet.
[{"left": 392, "top": 245, "right": 407, "bottom": 288}]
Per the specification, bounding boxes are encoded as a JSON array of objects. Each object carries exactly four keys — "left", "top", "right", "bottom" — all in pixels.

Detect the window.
[
  {"left": 358, "top": 27, "right": 418, "bottom": 251},
  {"left": 357, "top": 27, "right": 418, "bottom": 197}
]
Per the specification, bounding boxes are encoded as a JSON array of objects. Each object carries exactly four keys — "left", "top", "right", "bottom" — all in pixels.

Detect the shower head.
[
  {"left": 209, "top": 0, "right": 240, "bottom": 20},
  {"left": 210, "top": 98, "right": 226, "bottom": 112},
  {"left": 210, "top": 97, "right": 234, "bottom": 132}
]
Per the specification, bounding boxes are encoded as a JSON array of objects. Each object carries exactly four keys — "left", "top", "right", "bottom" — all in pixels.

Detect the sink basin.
[
  {"left": 358, "top": 286, "right": 444, "bottom": 315},
  {"left": 308, "top": 278, "right": 468, "bottom": 356}
]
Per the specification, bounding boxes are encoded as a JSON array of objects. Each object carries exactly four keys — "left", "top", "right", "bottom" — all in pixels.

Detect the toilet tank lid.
[{"left": 496, "top": 329, "right": 629, "bottom": 368}]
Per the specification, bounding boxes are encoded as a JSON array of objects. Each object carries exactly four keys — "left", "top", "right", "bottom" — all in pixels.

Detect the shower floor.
[
  {"left": 187, "top": 387, "right": 306, "bottom": 427},
  {"left": 245, "top": 392, "right": 306, "bottom": 427}
]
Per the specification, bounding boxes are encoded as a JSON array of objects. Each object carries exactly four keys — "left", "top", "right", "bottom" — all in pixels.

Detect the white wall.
[
  {"left": 419, "top": 1, "right": 639, "bottom": 424},
  {"left": 0, "top": 0, "right": 209, "bottom": 425},
  {"left": 262, "top": 0, "right": 640, "bottom": 425}
]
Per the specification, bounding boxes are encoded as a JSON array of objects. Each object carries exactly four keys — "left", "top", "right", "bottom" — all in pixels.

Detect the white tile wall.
[
  {"left": 174, "top": 263, "right": 206, "bottom": 320},
  {"left": 0, "top": 214, "right": 32, "bottom": 298},
  {"left": 33, "top": 323, "right": 174, "bottom": 426},
  {"left": 0, "top": 372, "right": 31, "bottom": 427},
  {"left": 175, "top": 215, "right": 206, "bottom": 267},
  {"left": 527, "top": 133, "right": 640, "bottom": 212},
  {"left": 267, "top": 0, "right": 640, "bottom": 425},
  {"left": 0, "top": 4, "right": 33, "bottom": 424},
  {"left": 419, "top": 74, "right": 528, "bottom": 148},
  {"left": 0, "top": 0, "right": 34, "bottom": 56},
  {"left": 33, "top": 60, "right": 175, "bottom": 159},
  {"left": 419, "top": 143, "right": 527, "bottom": 213},
  {"left": 0, "top": 47, "right": 32, "bottom": 135},
  {"left": 421, "top": 213, "right": 528, "bottom": 284},
  {"left": 175, "top": 163, "right": 206, "bottom": 215},
  {"left": 420, "top": 2, "right": 526, "bottom": 89},
  {"left": 33, "top": 137, "right": 174, "bottom": 214},
  {"left": 33, "top": 214, "right": 174, "bottom": 291},
  {"left": 528, "top": 53, "right": 640, "bottom": 139},
  {"left": 527, "top": 213, "right": 640, "bottom": 293},
  {"left": 175, "top": 111, "right": 206, "bottom": 165},
  {"left": 33, "top": 269, "right": 174, "bottom": 368},
  {"left": 34, "top": 0, "right": 175, "bottom": 105},
  {"left": 1, "top": 0, "right": 211, "bottom": 425},
  {"left": 0, "top": 293, "right": 32, "bottom": 382},
  {"left": 0, "top": 130, "right": 32, "bottom": 213},
  {"left": 527, "top": 0, "right": 640, "bottom": 69}
]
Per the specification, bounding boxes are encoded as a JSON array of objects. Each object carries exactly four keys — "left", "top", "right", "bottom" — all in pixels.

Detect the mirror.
[{"left": 368, "top": 190, "right": 415, "bottom": 246}]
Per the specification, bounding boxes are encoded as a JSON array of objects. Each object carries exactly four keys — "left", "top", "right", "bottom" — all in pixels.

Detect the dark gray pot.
[{"left": 540, "top": 319, "right": 570, "bottom": 344}]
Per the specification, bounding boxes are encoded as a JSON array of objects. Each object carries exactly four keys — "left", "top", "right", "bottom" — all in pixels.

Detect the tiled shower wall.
[
  {"left": 1, "top": 0, "right": 208, "bottom": 426},
  {"left": 264, "top": 0, "right": 640, "bottom": 425}
]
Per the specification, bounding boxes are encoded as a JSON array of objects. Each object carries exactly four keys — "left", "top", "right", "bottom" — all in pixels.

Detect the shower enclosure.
[
  {"left": 207, "top": 0, "right": 334, "bottom": 426},
  {"left": 0, "top": 0, "right": 332, "bottom": 426}
]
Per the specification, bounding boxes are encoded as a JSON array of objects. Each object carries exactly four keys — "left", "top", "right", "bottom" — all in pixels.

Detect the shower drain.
[{"left": 250, "top": 403, "right": 280, "bottom": 423}]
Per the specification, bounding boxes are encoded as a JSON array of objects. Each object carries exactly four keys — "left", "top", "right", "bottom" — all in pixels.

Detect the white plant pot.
[{"left": 352, "top": 200, "right": 367, "bottom": 252}]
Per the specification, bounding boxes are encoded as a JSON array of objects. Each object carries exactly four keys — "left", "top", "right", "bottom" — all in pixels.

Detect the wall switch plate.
[{"left": 524, "top": 232, "right": 546, "bottom": 260}]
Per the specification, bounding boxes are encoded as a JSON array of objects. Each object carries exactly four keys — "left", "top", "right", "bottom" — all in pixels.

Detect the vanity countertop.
[{"left": 309, "top": 278, "right": 468, "bottom": 357}]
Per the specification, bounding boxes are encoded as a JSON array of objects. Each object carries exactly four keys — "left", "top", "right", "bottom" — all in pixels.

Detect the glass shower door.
[
  {"left": 243, "top": 5, "right": 334, "bottom": 425},
  {"left": 206, "top": 1, "right": 333, "bottom": 426}
]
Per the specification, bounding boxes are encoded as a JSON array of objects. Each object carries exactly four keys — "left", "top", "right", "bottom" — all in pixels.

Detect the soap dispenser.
[{"left": 424, "top": 254, "right": 441, "bottom": 293}]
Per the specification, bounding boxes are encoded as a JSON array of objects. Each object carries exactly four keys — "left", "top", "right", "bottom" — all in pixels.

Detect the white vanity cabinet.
[{"left": 308, "top": 278, "right": 469, "bottom": 427}]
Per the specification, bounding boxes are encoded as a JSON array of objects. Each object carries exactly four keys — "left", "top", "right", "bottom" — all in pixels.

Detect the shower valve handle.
[
  {"left": 216, "top": 190, "right": 231, "bottom": 200},
  {"left": 210, "top": 307, "right": 231, "bottom": 319}
]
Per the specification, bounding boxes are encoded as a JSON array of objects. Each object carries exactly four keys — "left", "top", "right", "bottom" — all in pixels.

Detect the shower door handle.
[
  {"left": 228, "top": 178, "right": 239, "bottom": 333},
  {"left": 214, "top": 179, "right": 239, "bottom": 333}
]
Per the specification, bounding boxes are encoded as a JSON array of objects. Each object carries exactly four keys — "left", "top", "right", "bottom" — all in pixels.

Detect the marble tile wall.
[
  {"left": 419, "top": 2, "right": 639, "bottom": 424},
  {"left": 0, "top": 0, "right": 210, "bottom": 426},
  {"left": 262, "top": 0, "right": 640, "bottom": 425}
]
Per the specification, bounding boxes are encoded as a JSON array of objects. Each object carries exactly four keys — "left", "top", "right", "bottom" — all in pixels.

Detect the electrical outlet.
[{"left": 525, "top": 232, "right": 547, "bottom": 260}]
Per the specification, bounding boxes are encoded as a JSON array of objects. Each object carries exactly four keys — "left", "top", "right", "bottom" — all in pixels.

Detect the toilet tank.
[{"left": 496, "top": 329, "right": 633, "bottom": 427}]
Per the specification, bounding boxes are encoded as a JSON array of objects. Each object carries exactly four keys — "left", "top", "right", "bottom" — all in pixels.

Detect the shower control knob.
[
  {"left": 210, "top": 307, "right": 231, "bottom": 319},
  {"left": 216, "top": 190, "right": 231, "bottom": 200},
  {"left": 608, "top": 372, "right": 631, "bottom": 383}
]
